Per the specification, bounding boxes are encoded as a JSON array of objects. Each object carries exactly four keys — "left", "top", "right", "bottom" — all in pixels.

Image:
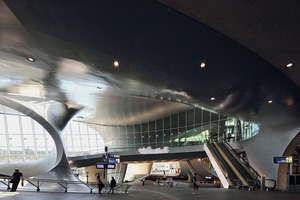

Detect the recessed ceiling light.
[
  {"left": 211, "top": 97, "right": 215, "bottom": 100},
  {"left": 27, "top": 57, "right": 35, "bottom": 62},
  {"left": 268, "top": 100, "right": 273, "bottom": 104},
  {"left": 200, "top": 62, "right": 206, "bottom": 68},
  {"left": 286, "top": 63, "right": 293, "bottom": 68},
  {"left": 113, "top": 60, "right": 119, "bottom": 67}
]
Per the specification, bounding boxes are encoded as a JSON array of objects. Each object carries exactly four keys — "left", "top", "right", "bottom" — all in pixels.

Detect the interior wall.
[
  {"left": 278, "top": 131, "right": 300, "bottom": 191},
  {"left": 241, "top": 122, "right": 300, "bottom": 190},
  {"left": 84, "top": 165, "right": 104, "bottom": 183},
  {"left": 124, "top": 162, "right": 152, "bottom": 181}
]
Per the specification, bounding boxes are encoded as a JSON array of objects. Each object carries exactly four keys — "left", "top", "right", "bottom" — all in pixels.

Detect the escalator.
[
  {"left": 216, "top": 142, "right": 260, "bottom": 189},
  {"left": 204, "top": 142, "right": 236, "bottom": 188},
  {"left": 204, "top": 140, "right": 261, "bottom": 190}
]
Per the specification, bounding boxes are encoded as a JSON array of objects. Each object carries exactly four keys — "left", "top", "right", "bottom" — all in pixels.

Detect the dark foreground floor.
[{"left": 1, "top": 183, "right": 300, "bottom": 200}]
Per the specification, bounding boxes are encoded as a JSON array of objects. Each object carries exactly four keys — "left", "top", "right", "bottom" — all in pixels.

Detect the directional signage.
[
  {"left": 96, "top": 163, "right": 116, "bottom": 169},
  {"left": 273, "top": 156, "right": 293, "bottom": 164},
  {"left": 108, "top": 157, "right": 118, "bottom": 164}
]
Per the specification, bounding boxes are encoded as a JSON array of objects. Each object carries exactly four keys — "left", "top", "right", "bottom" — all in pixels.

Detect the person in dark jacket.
[
  {"left": 192, "top": 173, "right": 199, "bottom": 194},
  {"left": 96, "top": 174, "right": 105, "bottom": 194},
  {"left": 10, "top": 168, "right": 23, "bottom": 192},
  {"left": 107, "top": 177, "right": 116, "bottom": 194}
]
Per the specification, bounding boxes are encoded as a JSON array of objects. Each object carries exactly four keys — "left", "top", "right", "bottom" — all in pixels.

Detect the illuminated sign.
[
  {"left": 96, "top": 163, "right": 105, "bottom": 169},
  {"left": 273, "top": 156, "right": 293, "bottom": 164},
  {"left": 96, "top": 163, "right": 116, "bottom": 169},
  {"left": 107, "top": 164, "right": 116, "bottom": 169},
  {"left": 108, "top": 157, "right": 118, "bottom": 164}
]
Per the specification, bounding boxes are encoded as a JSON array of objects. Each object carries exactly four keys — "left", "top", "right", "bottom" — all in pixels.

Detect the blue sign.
[
  {"left": 273, "top": 156, "right": 292, "bottom": 164},
  {"left": 108, "top": 157, "right": 118, "bottom": 164}
]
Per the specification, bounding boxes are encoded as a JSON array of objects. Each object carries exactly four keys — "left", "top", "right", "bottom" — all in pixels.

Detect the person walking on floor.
[
  {"left": 107, "top": 176, "right": 116, "bottom": 194},
  {"left": 96, "top": 174, "right": 105, "bottom": 194},
  {"left": 10, "top": 168, "right": 23, "bottom": 192},
  {"left": 192, "top": 173, "right": 199, "bottom": 194}
]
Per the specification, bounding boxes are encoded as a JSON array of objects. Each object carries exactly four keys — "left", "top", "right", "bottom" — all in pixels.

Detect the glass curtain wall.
[
  {"left": 0, "top": 107, "right": 260, "bottom": 161},
  {"left": 63, "top": 108, "right": 259, "bottom": 156},
  {"left": 0, "top": 112, "right": 54, "bottom": 163}
]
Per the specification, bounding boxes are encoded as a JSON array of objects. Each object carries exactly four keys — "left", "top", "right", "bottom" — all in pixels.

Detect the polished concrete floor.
[{"left": 1, "top": 182, "right": 300, "bottom": 200}]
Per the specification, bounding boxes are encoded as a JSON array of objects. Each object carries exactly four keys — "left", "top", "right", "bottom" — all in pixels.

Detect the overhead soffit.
[
  {"left": 158, "top": 0, "right": 300, "bottom": 88},
  {"left": 1, "top": 0, "right": 300, "bottom": 126}
]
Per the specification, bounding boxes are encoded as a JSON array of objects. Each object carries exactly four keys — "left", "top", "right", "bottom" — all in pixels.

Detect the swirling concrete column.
[{"left": 0, "top": 96, "right": 80, "bottom": 180}]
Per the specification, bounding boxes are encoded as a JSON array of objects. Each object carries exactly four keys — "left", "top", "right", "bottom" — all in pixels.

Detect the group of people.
[
  {"left": 96, "top": 174, "right": 116, "bottom": 194},
  {"left": 9, "top": 168, "right": 196, "bottom": 195}
]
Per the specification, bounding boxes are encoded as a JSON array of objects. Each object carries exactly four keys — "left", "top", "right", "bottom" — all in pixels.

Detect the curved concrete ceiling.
[{"left": 1, "top": 0, "right": 300, "bottom": 126}]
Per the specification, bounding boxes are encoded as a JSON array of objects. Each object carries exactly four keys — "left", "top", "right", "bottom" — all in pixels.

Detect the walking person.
[
  {"left": 10, "top": 168, "right": 23, "bottom": 192},
  {"left": 192, "top": 173, "right": 199, "bottom": 194},
  {"left": 107, "top": 177, "right": 116, "bottom": 194},
  {"left": 96, "top": 174, "right": 104, "bottom": 194}
]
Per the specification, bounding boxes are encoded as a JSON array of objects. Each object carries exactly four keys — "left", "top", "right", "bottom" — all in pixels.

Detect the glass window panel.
[
  {"left": 134, "top": 125, "right": 141, "bottom": 133},
  {"left": 8, "top": 134, "right": 22, "bottom": 150},
  {"left": 156, "top": 130, "right": 163, "bottom": 148},
  {"left": 179, "top": 112, "right": 186, "bottom": 127},
  {"left": 72, "top": 134, "right": 81, "bottom": 148},
  {"left": 195, "top": 108, "right": 202, "bottom": 125},
  {"left": 134, "top": 125, "right": 141, "bottom": 148},
  {"left": 81, "top": 135, "right": 90, "bottom": 152},
  {"left": 149, "top": 131, "right": 156, "bottom": 147},
  {"left": 179, "top": 127, "right": 186, "bottom": 143},
  {"left": 187, "top": 109, "right": 194, "bottom": 127},
  {"left": 202, "top": 110, "right": 210, "bottom": 125},
  {"left": 0, "top": 134, "right": 7, "bottom": 146},
  {"left": 142, "top": 123, "right": 148, "bottom": 134},
  {"left": 163, "top": 116, "right": 170, "bottom": 129},
  {"left": 164, "top": 129, "right": 171, "bottom": 147},
  {"left": 142, "top": 132, "right": 148, "bottom": 146},
  {"left": 149, "top": 121, "right": 155, "bottom": 132},
  {"left": 70, "top": 121, "right": 79, "bottom": 133},
  {"left": 23, "top": 134, "right": 35, "bottom": 148},
  {"left": 171, "top": 114, "right": 178, "bottom": 128},
  {"left": 118, "top": 127, "right": 126, "bottom": 147},
  {"left": 127, "top": 125, "right": 133, "bottom": 134},
  {"left": 21, "top": 116, "right": 33, "bottom": 134},
  {"left": 0, "top": 115, "right": 5, "bottom": 133},
  {"left": 127, "top": 133, "right": 134, "bottom": 147},
  {"left": 211, "top": 112, "right": 219, "bottom": 123},
  {"left": 79, "top": 122, "right": 87, "bottom": 134},
  {"left": 6, "top": 115, "right": 20, "bottom": 133}
]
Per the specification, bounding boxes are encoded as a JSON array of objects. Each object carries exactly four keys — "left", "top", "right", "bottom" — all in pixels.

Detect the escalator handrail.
[
  {"left": 220, "top": 137, "right": 261, "bottom": 179},
  {"left": 218, "top": 142, "right": 253, "bottom": 180}
]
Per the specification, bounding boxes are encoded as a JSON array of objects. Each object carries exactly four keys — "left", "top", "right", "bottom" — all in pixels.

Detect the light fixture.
[
  {"left": 286, "top": 63, "right": 293, "bottom": 68},
  {"left": 27, "top": 57, "right": 35, "bottom": 62},
  {"left": 268, "top": 100, "right": 273, "bottom": 104},
  {"left": 211, "top": 97, "right": 215, "bottom": 100},
  {"left": 113, "top": 60, "right": 119, "bottom": 67},
  {"left": 200, "top": 62, "right": 206, "bottom": 68}
]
